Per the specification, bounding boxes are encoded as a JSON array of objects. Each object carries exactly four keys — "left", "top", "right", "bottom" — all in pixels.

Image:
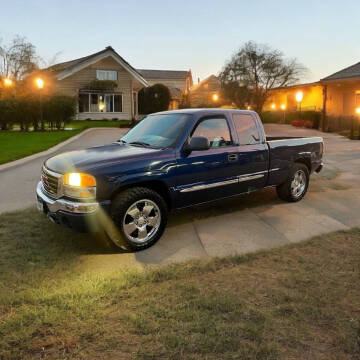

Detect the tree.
[
  {"left": 138, "top": 84, "right": 170, "bottom": 114},
  {"left": 219, "top": 41, "right": 306, "bottom": 113},
  {"left": 0, "top": 35, "right": 40, "bottom": 80}
]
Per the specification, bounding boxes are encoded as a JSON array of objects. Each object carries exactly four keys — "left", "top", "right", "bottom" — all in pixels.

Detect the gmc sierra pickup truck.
[{"left": 36, "top": 109, "right": 323, "bottom": 250}]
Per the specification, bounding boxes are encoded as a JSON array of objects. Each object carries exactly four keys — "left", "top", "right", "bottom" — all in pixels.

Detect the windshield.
[{"left": 121, "top": 113, "right": 191, "bottom": 148}]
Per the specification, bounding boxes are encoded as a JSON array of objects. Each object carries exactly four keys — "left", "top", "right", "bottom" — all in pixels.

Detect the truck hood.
[{"left": 45, "top": 143, "right": 163, "bottom": 174}]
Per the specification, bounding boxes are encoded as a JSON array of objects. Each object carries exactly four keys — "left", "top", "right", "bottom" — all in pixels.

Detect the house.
[
  {"left": 137, "top": 69, "right": 192, "bottom": 110},
  {"left": 42, "top": 46, "right": 192, "bottom": 120},
  {"left": 265, "top": 61, "right": 360, "bottom": 119},
  {"left": 189, "top": 75, "right": 222, "bottom": 107}
]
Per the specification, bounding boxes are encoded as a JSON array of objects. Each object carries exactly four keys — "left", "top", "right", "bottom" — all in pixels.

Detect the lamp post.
[
  {"left": 356, "top": 107, "right": 360, "bottom": 140},
  {"left": 280, "top": 104, "right": 286, "bottom": 123},
  {"left": 35, "top": 77, "right": 44, "bottom": 130},
  {"left": 295, "top": 91, "right": 303, "bottom": 119}
]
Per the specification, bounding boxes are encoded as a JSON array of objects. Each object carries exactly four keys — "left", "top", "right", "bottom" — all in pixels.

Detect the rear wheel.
[
  {"left": 276, "top": 163, "right": 309, "bottom": 202},
  {"left": 106, "top": 187, "right": 168, "bottom": 251}
]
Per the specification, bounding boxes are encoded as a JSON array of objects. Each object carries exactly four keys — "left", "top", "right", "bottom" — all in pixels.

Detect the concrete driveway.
[{"left": 1, "top": 124, "right": 360, "bottom": 270}]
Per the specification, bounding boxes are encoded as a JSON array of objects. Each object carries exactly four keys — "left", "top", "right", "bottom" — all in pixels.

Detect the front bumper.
[{"left": 36, "top": 182, "right": 110, "bottom": 232}]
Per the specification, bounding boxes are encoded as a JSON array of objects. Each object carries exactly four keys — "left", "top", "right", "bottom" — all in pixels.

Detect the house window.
[
  {"left": 96, "top": 70, "right": 117, "bottom": 81},
  {"left": 78, "top": 93, "right": 123, "bottom": 113}
]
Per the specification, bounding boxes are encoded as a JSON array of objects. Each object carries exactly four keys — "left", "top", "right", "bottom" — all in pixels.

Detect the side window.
[
  {"left": 232, "top": 114, "right": 261, "bottom": 145},
  {"left": 192, "top": 118, "right": 233, "bottom": 147}
]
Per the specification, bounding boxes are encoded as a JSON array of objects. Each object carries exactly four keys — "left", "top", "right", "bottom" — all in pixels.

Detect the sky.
[{"left": 0, "top": 0, "right": 359, "bottom": 84}]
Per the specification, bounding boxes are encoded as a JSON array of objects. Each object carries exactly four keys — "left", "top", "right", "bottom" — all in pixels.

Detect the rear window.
[{"left": 232, "top": 114, "right": 260, "bottom": 145}]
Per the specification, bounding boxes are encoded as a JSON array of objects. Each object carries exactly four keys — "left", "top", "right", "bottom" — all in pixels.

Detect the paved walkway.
[
  {"left": 0, "top": 128, "right": 127, "bottom": 214},
  {"left": 1, "top": 124, "right": 360, "bottom": 270}
]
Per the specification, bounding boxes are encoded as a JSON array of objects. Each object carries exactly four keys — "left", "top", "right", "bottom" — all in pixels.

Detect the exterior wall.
[
  {"left": 265, "top": 84, "right": 323, "bottom": 112},
  {"left": 325, "top": 79, "right": 360, "bottom": 116},
  {"left": 190, "top": 76, "right": 221, "bottom": 107},
  {"left": 54, "top": 56, "right": 136, "bottom": 120}
]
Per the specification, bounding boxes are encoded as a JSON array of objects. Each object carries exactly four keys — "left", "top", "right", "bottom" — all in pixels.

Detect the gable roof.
[
  {"left": 45, "top": 46, "right": 148, "bottom": 86},
  {"left": 190, "top": 74, "right": 219, "bottom": 91},
  {"left": 137, "top": 69, "right": 190, "bottom": 80},
  {"left": 321, "top": 61, "right": 360, "bottom": 81}
]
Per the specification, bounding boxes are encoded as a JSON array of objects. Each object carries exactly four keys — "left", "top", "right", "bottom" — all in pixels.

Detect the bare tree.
[
  {"left": 219, "top": 41, "right": 306, "bottom": 112},
  {"left": 0, "top": 35, "right": 40, "bottom": 80}
]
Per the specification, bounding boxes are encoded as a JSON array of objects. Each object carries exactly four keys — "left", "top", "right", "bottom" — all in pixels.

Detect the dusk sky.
[{"left": 1, "top": 0, "right": 359, "bottom": 84}]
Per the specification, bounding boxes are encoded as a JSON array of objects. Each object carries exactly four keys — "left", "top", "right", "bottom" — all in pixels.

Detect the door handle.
[{"left": 228, "top": 154, "right": 238, "bottom": 162}]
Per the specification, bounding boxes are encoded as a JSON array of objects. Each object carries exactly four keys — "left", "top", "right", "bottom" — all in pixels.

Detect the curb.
[{"left": 0, "top": 127, "right": 124, "bottom": 172}]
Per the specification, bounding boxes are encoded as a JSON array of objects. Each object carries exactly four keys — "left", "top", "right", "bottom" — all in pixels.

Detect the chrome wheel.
[
  {"left": 122, "top": 199, "right": 161, "bottom": 244},
  {"left": 291, "top": 170, "right": 306, "bottom": 198}
]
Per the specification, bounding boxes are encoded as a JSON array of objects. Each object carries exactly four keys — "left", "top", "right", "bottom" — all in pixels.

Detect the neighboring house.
[
  {"left": 137, "top": 69, "right": 193, "bottom": 109},
  {"left": 189, "top": 75, "right": 221, "bottom": 107},
  {"left": 42, "top": 46, "right": 192, "bottom": 120},
  {"left": 265, "top": 61, "right": 360, "bottom": 118}
]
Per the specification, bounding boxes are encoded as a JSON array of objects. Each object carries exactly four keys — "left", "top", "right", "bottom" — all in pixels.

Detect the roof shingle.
[
  {"left": 137, "top": 69, "right": 189, "bottom": 80},
  {"left": 321, "top": 61, "right": 360, "bottom": 81}
]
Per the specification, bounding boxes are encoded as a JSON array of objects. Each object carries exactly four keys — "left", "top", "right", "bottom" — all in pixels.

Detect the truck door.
[
  {"left": 231, "top": 113, "right": 268, "bottom": 192},
  {"left": 176, "top": 116, "right": 241, "bottom": 207}
]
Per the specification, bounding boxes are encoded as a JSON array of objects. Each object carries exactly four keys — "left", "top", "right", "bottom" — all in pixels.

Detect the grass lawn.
[
  {"left": 0, "top": 120, "right": 131, "bottom": 165},
  {"left": 0, "top": 210, "right": 359, "bottom": 359}
]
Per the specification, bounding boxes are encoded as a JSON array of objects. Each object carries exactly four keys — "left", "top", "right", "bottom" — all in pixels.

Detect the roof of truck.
[{"left": 154, "top": 108, "right": 257, "bottom": 115}]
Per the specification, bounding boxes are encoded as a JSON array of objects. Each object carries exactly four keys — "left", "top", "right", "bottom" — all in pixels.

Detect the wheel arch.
[
  {"left": 111, "top": 180, "right": 173, "bottom": 210},
  {"left": 294, "top": 157, "right": 311, "bottom": 173}
]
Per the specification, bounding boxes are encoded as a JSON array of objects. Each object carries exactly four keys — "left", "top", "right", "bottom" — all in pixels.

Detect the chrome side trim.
[
  {"left": 238, "top": 174, "right": 264, "bottom": 182},
  {"left": 179, "top": 172, "right": 266, "bottom": 193},
  {"left": 36, "top": 182, "right": 98, "bottom": 214},
  {"left": 180, "top": 178, "right": 238, "bottom": 193}
]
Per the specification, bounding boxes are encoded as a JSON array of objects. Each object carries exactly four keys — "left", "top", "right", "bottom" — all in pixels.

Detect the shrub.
[
  {"left": 261, "top": 110, "right": 321, "bottom": 129},
  {"left": 138, "top": 84, "right": 170, "bottom": 114},
  {"left": 291, "top": 119, "right": 304, "bottom": 127},
  {"left": 304, "top": 120, "right": 313, "bottom": 128},
  {"left": 44, "top": 95, "right": 76, "bottom": 129}
]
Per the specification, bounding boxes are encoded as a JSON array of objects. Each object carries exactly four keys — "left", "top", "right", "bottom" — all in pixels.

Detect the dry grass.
[{"left": 0, "top": 209, "right": 359, "bottom": 359}]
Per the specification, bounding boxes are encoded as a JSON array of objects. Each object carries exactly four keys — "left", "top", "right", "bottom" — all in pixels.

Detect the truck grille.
[{"left": 41, "top": 167, "right": 61, "bottom": 197}]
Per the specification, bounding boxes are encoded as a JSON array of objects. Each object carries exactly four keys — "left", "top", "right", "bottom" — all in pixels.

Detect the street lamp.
[
  {"left": 280, "top": 104, "right": 286, "bottom": 123},
  {"left": 356, "top": 107, "right": 360, "bottom": 140},
  {"left": 295, "top": 91, "right": 303, "bottom": 119},
  {"left": 35, "top": 77, "right": 45, "bottom": 130},
  {"left": 3, "top": 77, "right": 13, "bottom": 87}
]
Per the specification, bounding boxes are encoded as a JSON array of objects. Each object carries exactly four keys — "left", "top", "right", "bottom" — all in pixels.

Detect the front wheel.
[
  {"left": 106, "top": 187, "right": 168, "bottom": 251},
  {"left": 276, "top": 163, "right": 309, "bottom": 202}
]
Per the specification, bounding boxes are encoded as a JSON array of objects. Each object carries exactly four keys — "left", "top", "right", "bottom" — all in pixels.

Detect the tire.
[
  {"left": 106, "top": 187, "right": 168, "bottom": 251},
  {"left": 276, "top": 163, "right": 309, "bottom": 202}
]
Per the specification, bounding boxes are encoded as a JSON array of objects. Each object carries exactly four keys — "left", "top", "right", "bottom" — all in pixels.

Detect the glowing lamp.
[
  {"left": 271, "top": 103, "right": 276, "bottom": 110},
  {"left": 295, "top": 91, "right": 303, "bottom": 103},
  {"left": 35, "top": 77, "right": 44, "bottom": 89},
  {"left": 280, "top": 104, "right": 286, "bottom": 110},
  {"left": 212, "top": 93, "right": 219, "bottom": 101},
  {"left": 247, "top": 106, "right": 251, "bottom": 110},
  {"left": 3, "top": 78, "right": 13, "bottom": 87},
  {"left": 356, "top": 107, "right": 360, "bottom": 115}
]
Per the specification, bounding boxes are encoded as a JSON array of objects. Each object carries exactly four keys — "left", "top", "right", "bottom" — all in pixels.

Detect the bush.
[
  {"left": 0, "top": 94, "right": 76, "bottom": 131},
  {"left": 304, "top": 120, "right": 313, "bottom": 128},
  {"left": 138, "top": 84, "right": 170, "bottom": 114},
  {"left": 291, "top": 119, "right": 304, "bottom": 127},
  {"left": 261, "top": 110, "right": 321, "bottom": 129}
]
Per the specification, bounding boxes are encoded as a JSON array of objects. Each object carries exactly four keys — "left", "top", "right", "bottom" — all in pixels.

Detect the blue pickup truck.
[{"left": 36, "top": 109, "right": 323, "bottom": 250}]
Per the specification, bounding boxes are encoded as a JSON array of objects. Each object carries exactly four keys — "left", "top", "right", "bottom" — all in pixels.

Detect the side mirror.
[{"left": 184, "top": 136, "right": 210, "bottom": 152}]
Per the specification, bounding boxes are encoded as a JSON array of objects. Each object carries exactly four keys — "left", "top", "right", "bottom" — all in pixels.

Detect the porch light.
[
  {"left": 280, "top": 104, "right": 286, "bottom": 110},
  {"left": 271, "top": 103, "right": 276, "bottom": 109},
  {"left": 356, "top": 107, "right": 360, "bottom": 115},
  {"left": 212, "top": 93, "right": 219, "bottom": 101},
  {"left": 295, "top": 91, "right": 303, "bottom": 103},
  {"left": 35, "top": 77, "right": 44, "bottom": 89},
  {"left": 3, "top": 78, "right": 13, "bottom": 87}
]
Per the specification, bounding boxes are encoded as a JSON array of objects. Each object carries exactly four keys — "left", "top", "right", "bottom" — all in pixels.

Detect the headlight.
[{"left": 62, "top": 173, "right": 96, "bottom": 199}]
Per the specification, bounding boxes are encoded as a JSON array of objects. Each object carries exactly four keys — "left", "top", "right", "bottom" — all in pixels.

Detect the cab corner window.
[
  {"left": 232, "top": 114, "right": 261, "bottom": 145},
  {"left": 192, "top": 118, "right": 233, "bottom": 148}
]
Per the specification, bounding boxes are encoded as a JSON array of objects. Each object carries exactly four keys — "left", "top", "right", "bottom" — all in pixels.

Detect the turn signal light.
[{"left": 63, "top": 173, "right": 96, "bottom": 187}]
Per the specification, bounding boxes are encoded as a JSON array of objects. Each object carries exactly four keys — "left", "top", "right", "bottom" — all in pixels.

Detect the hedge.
[
  {"left": 0, "top": 94, "right": 76, "bottom": 131},
  {"left": 261, "top": 110, "right": 321, "bottom": 129}
]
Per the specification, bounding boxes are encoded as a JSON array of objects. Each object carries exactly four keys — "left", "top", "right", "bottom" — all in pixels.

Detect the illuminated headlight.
[{"left": 62, "top": 173, "right": 96, "bottom": 199}]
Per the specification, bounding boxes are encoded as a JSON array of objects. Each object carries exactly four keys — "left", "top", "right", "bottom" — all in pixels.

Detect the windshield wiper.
[
  {"left": 129, "top": 141, "right": 151, "bottom": 147},
  {"left": 117, "top": 139, "right": 127, "bottom": 144}
]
